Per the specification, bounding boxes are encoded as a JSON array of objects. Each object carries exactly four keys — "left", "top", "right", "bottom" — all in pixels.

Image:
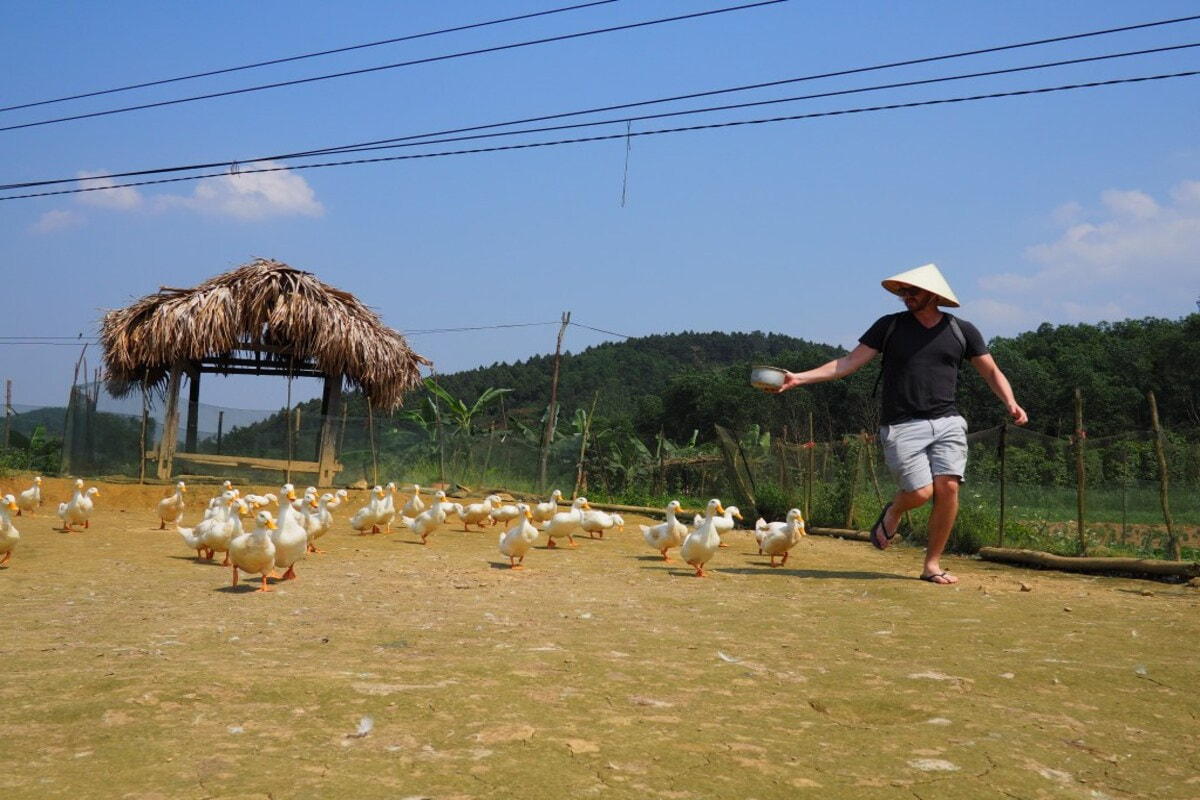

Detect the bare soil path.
[{"left": 2, "top": 477, "right": 1198, "bottom": 799}]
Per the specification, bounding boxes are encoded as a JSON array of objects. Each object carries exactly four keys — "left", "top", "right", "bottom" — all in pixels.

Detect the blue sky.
[{"left": 3, "top": 1, "right": 1198, "bottom": 411}]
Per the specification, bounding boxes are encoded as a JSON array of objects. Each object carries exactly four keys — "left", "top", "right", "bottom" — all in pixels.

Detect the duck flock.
[{"left": 0, "top": 477, "right": 808, "bottom": 588}]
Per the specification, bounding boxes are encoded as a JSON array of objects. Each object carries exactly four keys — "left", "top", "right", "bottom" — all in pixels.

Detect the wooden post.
[
  {"left": 285, "top": 361, "right": 294, "bottom": 486},
  {"left": 1074, "top": 387, "right": 1087, "bottom": 555},
  {"left": 864, "top": 431, "right": 884, "bottom": 507},
  {"left": 573, "top": 392, "right": 598, "bottom": 499},
  {"left": 138, "top": 375, "right": 148, "bottom": 484},
  {"left": 538, "top": 311, "right": 570, "bottom": 492},
  {"left": 806, "top": 412, "right": 815, "bottom": 520},
  {"left": 846, "top": 436, "right": 863, "bottom": 529},
  {"left": 3, "top": 379, "right": 10, "bottom": 449},
  {"left": 157, "top": 363, "right": 184, "bottom": 480},
  {"left": 1148, "top": 391, "right": 1178, "bottom": 560},
  {"left": 317, "top": 374, "right": 342, "bottom": 488},
  {"left": 367, "top": 396, "right": 379, "bottom": 487},
  {"left": 184, "top": 363, "right": 201, "bottom": 453},
  {"left": 776, "top": 426, "right": 788, "bottom": 488},
  {"left": 997, "top": 422, "right": 1008, "bottom": 547},
  {"left": 216, "top": 411, "right": 224, "bottom": 455}
]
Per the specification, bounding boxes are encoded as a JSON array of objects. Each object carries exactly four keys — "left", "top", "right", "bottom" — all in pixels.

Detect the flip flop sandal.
[
  {"left": 919, "top": 572, "right": 956, "bottom": 584},
  {"left": 869, "top": 501, "right": 897, "bottom": 550}
]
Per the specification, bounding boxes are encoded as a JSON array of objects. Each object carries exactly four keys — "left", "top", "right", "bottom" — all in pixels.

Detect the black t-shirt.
[{"left": 860, "top": 312, "right": 988, "bottom": 425}]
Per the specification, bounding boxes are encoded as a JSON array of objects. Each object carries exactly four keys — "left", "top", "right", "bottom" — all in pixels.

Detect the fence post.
[
  {"left": 1074, "top": 388, "right": 1087, "bottom": 555},
  {"left": 806, "top": 412, "right": 815, "bottom": 521},
  {"left": 1148, "top": 391, "right": 1179, "bottom": 560},
  {"left": 997, "top": 422, "right": 1007, "bottom": 547},
  {"left": 846, "top": 436, "right": 863, "bottom": 529}
]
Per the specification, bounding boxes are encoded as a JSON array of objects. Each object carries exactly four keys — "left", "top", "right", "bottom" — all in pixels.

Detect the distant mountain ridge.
[{"left": 432, "top": 330, "right": 844, "bottom": 420}]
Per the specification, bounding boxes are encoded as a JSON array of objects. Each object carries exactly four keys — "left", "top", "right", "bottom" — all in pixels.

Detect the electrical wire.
[
  {"left": 1, "top": 69, "right": 1194, "bottom": 202},
  {"left": 6, "top": 39, "right": 1196, "bottom": 193},
  {"left": 0, "top": 1, "right": 786, "bottom": 133},
  {"left": 0, "top": 1, "right": 619, "bottom": 114}
]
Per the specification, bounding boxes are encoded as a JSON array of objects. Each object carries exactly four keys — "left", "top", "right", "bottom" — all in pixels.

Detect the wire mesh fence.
[{"left": 4, "top": 380, "right": 1195, "bottom": 559}]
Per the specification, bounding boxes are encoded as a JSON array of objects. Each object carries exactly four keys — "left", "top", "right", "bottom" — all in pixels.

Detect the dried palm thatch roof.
[{"left": 100, "top": 258, "right": 431, "bottom": 411}]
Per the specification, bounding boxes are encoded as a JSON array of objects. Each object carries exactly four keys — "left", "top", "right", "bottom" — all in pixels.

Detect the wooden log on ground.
[
  {"left": 979, "top": 547, "right": 1200, "bottom": 579},
  {"left": 807, "top": 526, "right": 872, "bottom": 543}
]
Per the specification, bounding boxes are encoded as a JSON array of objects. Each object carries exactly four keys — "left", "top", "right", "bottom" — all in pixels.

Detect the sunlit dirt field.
[{"left": 2, "top": 476, "right": 1198, "bottom": 800}]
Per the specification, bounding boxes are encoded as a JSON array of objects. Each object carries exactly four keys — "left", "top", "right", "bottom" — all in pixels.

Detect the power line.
[
  {"left": 6, "top": 29, "right": 1197, "bottom": 192},
  {"left": 280, "top": 13, "right": 1200, "bottom": 158},
  {"left": 0, "top": 1, "right": 619, "bottom": 114},
  {"left": 2, "top": 69, "right": 1194, "bottom": 202},
  {"left": 0, "top": 1, "right": 786, "bottom": 134}
]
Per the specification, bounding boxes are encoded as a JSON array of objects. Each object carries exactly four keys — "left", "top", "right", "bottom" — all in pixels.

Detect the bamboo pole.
[
  {"left": 806, "top": 412, "right": 815, "bottom": 520},
  {"left": 573, "top": 392, "right": 598, "bottom": 499},
  {"left": 367, "top": 396, "right": 378, "bottom": 487},
  {"left": 138, "top": 374, "right": 148, "bottom": 484},
  {"left": 864, "top": 431, "right": 884, "bottom": 507},
  {"left": 845, "top": 436, "right": 863, "bottom": 529},
  {"left": 979, "top": 547, "right": 1198, "bottom": 579},
  {"left": 4, "top": 379, "right": 10, "bottom": 450},
  {"left": 997, "top": 422, "right": 1008, "bottom": 547},
  {"left": 1148, "top": 391, "right": 1178, "bottom": 560},
  {"left": 538, "top": 311, "right": 570, "bottom": 493},
  {"left": 1074, "top": 387, "right": 1087, "bottom": 555}
]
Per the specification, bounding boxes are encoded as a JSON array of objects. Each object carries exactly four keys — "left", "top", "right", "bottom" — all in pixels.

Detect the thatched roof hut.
[
  {"left": 99, "top": 258, "right": 431, "bottom": 484},
  {"left": 100, "top": 257, "right": 430, "bottom": 410}
]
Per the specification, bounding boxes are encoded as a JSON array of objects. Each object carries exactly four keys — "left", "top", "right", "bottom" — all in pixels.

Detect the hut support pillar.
[
  {"left": 156, "top": 363, "right": 184, "bottom": 480},
  {"left": 317, "top": 374, "right": 342, "bottom": 487},
  {"left": 184, "top": 361, "right": 201, "bottom": 453}
]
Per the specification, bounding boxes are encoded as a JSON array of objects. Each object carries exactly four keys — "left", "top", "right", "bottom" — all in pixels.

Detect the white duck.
[
  {"left": 680, "top": 498, "right": 725, "bottom": 577},
  {"left": 531, "top": 489, "right": 564, "bottom": 523},
  {"left": 640, "top": 500, "right": 688, "bottom": 561},
  {"left": 410, "top": 498, "right": 448, "bottom": 545},
  {"left": 199, "top": 493, "right": 245, "bottom": 566},
  {"left": 401, "top": 490, "right": 447, "bottom": 528},
  {"left": 693, "top": 504, "right": 743, "bottom": 547},
  {"left": 178, "top": 489, "right": 238, "bottom": 560},
  {"left": 230, "top": 510, "right": 278, "bottom": 592},
  {"left": 16, "top": 476, "right": 42, "bottom": 516},
  {"left": 303, "top": 492, "right": 337, "bottom": 553},
  {"left": 457, "top": 494, "right": 501, "bottom": 531},
  {"left": 57, "top": 479, "right": 99, "bottom": 532},
  {"left": 376, "top": 482, "right": 399, "bottom": 533},
  {"left": 325, "top": 488, "right": 349, "bottom": 511},
  {"left": 349, "top": 485, "right": 388, "bottom": 534},
  {"left": 580, "top": 508, "right": 624, "bottom": 539},
  {"left": 400, "top": 484, "right": 425, "bottom": 518},
  {"left": 497, "top": 503, "right": 539, "bottom": 569},
  {"left": 759, "top": 508, "right": 806, "bottom": 567},
  {"left": 541, "top": 496, "right": 590, "bottom": 548},
  {"left": 243, "top": 492, "right": 277, "bottom": 511},
  {"left": 0, "top": 494, "right": 19, "bottom": 565},
  {"left": 489, "top": 502, "right": 523, "bottom": 525},
  {"left": 156, "top": 480, "right": 187, "bottom": 529},
  {"left": 271, "top": 488, "right": 309, "bottom": 581}
]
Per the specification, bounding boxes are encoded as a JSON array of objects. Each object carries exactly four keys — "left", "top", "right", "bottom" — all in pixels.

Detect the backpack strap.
[
  {"left": 871, "top": 314, "right": 900, "bottom": 398},
  {"left": 872, "top": 312, "right": 968, "bottom": 398}
]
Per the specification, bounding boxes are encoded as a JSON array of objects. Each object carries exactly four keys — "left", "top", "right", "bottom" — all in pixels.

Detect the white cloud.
[
  {"left": 76, "top": 171, "right": 143, "bottom": 209},
  {"left": 159, "top": 161, "right": 324, "bottom": 219},
  {"left": 977, "top": 179, "right": 1200, "bottom": 326},
  {"left": 30, "top": 209, "right": 85, "bottom": 233}
]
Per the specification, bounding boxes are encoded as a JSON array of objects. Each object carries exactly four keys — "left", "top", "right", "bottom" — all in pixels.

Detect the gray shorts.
[{"left": 879, "top": 415, "right": 968, "bottom": 492}]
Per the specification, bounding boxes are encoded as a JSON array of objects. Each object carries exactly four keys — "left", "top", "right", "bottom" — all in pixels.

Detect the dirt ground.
[{"left": 2, "top": 476, "right": 1198, "bottom": 800}]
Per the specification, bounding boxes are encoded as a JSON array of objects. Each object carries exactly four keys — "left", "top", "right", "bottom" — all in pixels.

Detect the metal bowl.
[{"left": 750, "top": 365, "right": 787, "bottom": 390}]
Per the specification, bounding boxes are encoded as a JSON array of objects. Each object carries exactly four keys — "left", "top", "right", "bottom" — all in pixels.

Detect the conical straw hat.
[{"left": 881, "top": 263, "right": 960, "bottom": 308}]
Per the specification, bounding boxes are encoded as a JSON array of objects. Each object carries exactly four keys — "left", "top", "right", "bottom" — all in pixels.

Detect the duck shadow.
[
  {"left": 166, "top": 554, "right": 227, "bottom": 566},
  {"left": 719, "top": 566, "right": 907, "bottom": 580}
]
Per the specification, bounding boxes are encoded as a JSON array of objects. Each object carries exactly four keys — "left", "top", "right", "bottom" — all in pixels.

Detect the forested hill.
[
  {"left": 432, "top": 330, "right": 844, "bottom": 421},
  {"left": 425, "top": 316, "right": 1200, "bottom": 443}
]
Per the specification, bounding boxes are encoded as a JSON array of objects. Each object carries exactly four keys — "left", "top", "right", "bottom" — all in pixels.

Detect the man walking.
[{"left": 771, "top": 263, "right": 1027, "bottom": 584}]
